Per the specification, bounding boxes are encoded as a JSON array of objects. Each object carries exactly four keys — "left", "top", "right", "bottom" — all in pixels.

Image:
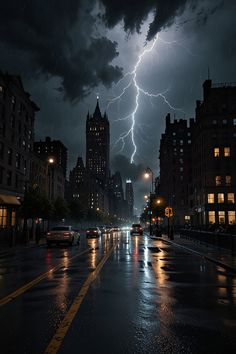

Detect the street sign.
[{"left": 165, "top": 207, "right": 173, "bottom": 218}]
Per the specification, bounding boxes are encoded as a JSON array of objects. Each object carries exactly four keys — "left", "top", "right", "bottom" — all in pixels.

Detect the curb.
[{"left": 149, "top": 235, "right": 236, "bottom": 274}]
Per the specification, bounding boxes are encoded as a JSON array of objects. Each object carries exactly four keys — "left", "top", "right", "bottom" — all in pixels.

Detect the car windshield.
[
  {"left": 132, "top": 224, "right": 141, "bottom": 227},
  {"left": 51, "top": 226, "right": 70, "bottom": 231},
  {"left": 87, "top": 228, "right": 97, "bottom": 230}
]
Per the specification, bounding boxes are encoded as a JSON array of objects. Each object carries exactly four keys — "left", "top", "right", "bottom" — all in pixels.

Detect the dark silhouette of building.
[
  {"left": 0, "top": 73, "right": 39, "bottom": 234},
  {"left": 86, "top": 98, "right": 110, "bottom": 212},
  {"left": 159, "top": 114, "right": 193, "bottom": 225},
  {"left": 191, "top": 79, "right": 236, "bottom": 226},
  {"left": 69, "top": 156, "right": 87, "bottom": 205},
  {"left": 125, "top": 179, "right": 134, "bottom": 219},
  {"left": 109, "top": 171, "right": 125, "bottom": 218},
  {"left": 34, "top": 136, "right": 67, "bottom": 177}
]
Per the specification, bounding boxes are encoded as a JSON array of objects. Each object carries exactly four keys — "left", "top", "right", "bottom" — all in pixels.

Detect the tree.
[{"left": 53, "top": 197, "right": 70, "bottom": 221}]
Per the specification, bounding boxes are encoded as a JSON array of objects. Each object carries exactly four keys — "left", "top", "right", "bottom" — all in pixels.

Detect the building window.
[
  {"left": 226, "top": 175, "right": 231, "bottom": 186},
  {"left": 224, "top": 147, "right": 230, "bottom": 157},
  {"left": 208, "top": 194, "right": 214, "bottom": 203},
  {"left": 180, "top": 140, "right": 183, "bottom": 145},
  {"left": 217, "top": 193, "right": 224, "bottom": 203},
  {"left": 233, "top": 118, "right": 236, "bottom": 126},
  {"left": 214, "top": 147, "right": 220, "bottom": 157},
  {"left": 0, "top": 142, "right": 4, "bottom": 159},
  {"left": 218, "top": 211, "right": 225, "bottom": 224},
  {"left": 215, "top": 176, "right": 221, "bottom": 186},
  {"left": 208, "top": 211, "right": 215, "bottom": 224},
  {"left": 222, "top": 119, "right": 227, "bottom": 124},
  {"left": 228, "top": 211, "right": 236, "bottom": 224},
  {"left": 0, "top": 207, "right": 7, "bottom": 228},
  {"left": 6, "top": 171, "right": 12, "bottom": 186},
  {"left": 8, "top": 148, "right": 12, "bottom": 165},
  {"left": 212, "top": 120, "right": 217, "bottom": 125},
  {"left": 172, "top": 132, "right": 176, "bottom": 136},
  {"left": 227, "top": 193, "right": 235, "bottom": 203}
]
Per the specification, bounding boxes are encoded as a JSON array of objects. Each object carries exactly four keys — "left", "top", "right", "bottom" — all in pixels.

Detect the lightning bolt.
[{"left": 107, "top": 34, "right": 185, "bottom": 164}]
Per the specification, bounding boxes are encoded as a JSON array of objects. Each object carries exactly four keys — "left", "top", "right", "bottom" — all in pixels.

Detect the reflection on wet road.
[{"left": 0, "top": 232, "right": 235, "bottom": 353}]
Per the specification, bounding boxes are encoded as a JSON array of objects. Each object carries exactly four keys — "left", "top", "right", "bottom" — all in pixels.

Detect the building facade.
[
  {"left": 86, "top": 99, "right": 110, "bottom": 212},
  {"left": 0, "top": 73, "right": 39, "bottom": 235},
  {"left": 125, "top": 179, "right": 134, "bottom": 219},
  {"left": 34, "top": 136, "right": 67, "bottom": 177},
  {"left": 159, "top": 114, "right": 193, "bottom": 225},
  {"left": 69, "top": 156, "right": 87, "bottom": 205},
  {"left": 191, "top": 80, "right": 236, "bottom": 226}
]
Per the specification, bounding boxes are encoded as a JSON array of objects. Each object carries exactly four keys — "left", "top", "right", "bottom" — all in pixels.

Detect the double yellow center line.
[
  {"left": 45, "top": 241, "right": 118, "bottom": 354},
  {"left": 0, "top": 247, "right": 92, "bottom": 307}
]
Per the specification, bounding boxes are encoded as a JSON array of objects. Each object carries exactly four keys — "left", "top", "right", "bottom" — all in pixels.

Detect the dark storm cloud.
[
  {"left": 100, "top": 0, "right": 199, "bottom": 40},
  {"left": 0, "top": 0, "right": 122, "bottom": 100},
  {"left": 111, "top": 155, "right": 145, "bottom": 181}
]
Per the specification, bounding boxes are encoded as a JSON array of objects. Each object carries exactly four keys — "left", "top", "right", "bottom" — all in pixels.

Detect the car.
[
  {"left": 130, "top": 224, "right": 143, "bottom": 235},
  {"left": 112, "top": 226, "right": 120, "bottom": 232},
  {"left": 99, "top": 226, "right": 110, "bottom": 234},
  {"left": 46, "top": 226, "right": 80, "bottom": 246},
  {"left": 86, "top": 227, "right": 101, "bottom": 238}
]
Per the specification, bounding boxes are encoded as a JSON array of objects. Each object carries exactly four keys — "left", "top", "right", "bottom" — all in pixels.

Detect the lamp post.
[
  {"left": 144, "top": 167, "right": 155, "bottom": 235},
  {"left": 47, "top": 157, "right": 55, "bottom": 201}
]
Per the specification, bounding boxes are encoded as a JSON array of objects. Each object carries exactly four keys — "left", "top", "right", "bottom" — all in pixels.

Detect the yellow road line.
[
  {"left": 45, "top": 241, "right": 118, "bottom": 354},
  {"left": 0, "top": 248, "right": 92, "bottom": 307}
]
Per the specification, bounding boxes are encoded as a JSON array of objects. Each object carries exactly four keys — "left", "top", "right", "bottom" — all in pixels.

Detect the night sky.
[{"left": 0, "top": 0, "right": 235, "bottom": 213}]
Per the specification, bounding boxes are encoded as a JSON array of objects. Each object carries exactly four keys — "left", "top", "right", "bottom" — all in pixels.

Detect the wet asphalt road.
[{"left": 0, "top": 231, "right": 235, "bottom": 354}]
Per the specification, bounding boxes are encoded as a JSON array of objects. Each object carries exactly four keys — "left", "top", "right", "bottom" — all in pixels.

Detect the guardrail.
[{"left": 179, "top": 229, "right": 236, "bottom": 255}]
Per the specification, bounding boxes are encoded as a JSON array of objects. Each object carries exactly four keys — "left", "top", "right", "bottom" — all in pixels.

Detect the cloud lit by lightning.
[{"left": 107, "top": 34, "right": 185, "bottom": 164}]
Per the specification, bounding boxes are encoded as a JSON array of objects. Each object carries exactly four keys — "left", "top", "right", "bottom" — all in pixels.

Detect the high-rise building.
[
  {"left": 34, "top": 136, "right": 67, "bottom": 177},
  {"left": 0, "top": 73, "right": 39, "bottom": 232},
  {"left": 191, "top": 80, "right": 236, "bottom": 226},
  {"left": 69, "top": 156, "right": 87, "bottom": 205},
  {"left": 86, "top": 99, "right": 110, "bottom": 212},
  {"left": 125, "top": 179, "right": 134, "bottom": 218},
  {"left": 109, "top": 171, "right": 125, "bottom": 218},
  {"left": 159, "top": 114, "right": 193, "bottom": 225}
]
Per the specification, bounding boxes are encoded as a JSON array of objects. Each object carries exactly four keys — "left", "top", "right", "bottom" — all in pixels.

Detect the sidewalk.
[
  {"left": 0, "top": 238, "right": 46, "bottom": 257},
  {"left": 149, "top": 233, "right": 236, "bottom": 273}
]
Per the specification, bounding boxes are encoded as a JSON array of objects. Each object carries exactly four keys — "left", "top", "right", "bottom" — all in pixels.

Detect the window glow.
[
  {"left": 208, "top": 211, "right": 215, "bottom": 224},
  {"left": 208, "top": 194, "right": 214, "bottom": 203},
  {"left": 217, "top": 193, "right": 224, "bottom": 203}
]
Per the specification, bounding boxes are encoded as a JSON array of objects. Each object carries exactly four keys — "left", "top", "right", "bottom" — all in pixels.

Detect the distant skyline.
[{"left": 0, "top": 0, "right": 235, "bottom": 212}]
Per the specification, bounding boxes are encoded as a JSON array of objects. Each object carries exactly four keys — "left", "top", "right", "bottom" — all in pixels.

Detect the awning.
[{"left": 0, "top": 194, "right": 21, "bottom": 205}]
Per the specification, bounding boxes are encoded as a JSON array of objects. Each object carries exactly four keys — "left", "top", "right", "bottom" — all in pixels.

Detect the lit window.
[
  {"left": 233, "top": 118, "right": 236, "bottom": 126},
  {"left": 218, "top": 211, "right": 225, "bottom": 224},
  {"left": 208, "top": 194, "right": 214, "bottom": 203},
  {"left": 188, "top": 140, "right": 191, "bottom": 144},
  {"left": 208, "top": 211, "right": 215, "bottom": 224},
  {"left": 173, "top": 132, "right": 176, "bottom": 136},
  {"left": 222, "top": 119, "right": 227, "bottom": 124},
  {"left": 214, "top": 147, "right": 220, "bottom": 157},
  {"left": 0, "top": 86, "right": 3, "bottom": 93},
  {"left": 227, "top": 193, "right": 235, "bottom": 203},
  {"left": 224, "top": 147, "right": 230, "bottom": 157},
  {"left": 217, "top": 193, "right": 224, "bottom": 203},
  {"left": 215, "top": 176, "right": 221, "bottom": 186},
  {"left": 0, "top": 207, "right": 7, "bottom": 228},
  {"left": 228, "top": 211, "right": 236, "bottom": 224},
  {"left": 180, "top": 167, "right": 183, "bottom": 172},
  {"left": 187, "top": 132, "right": 191, "bottom": 136},
  {"left": 226, "top": 175, "right": 231, "bottom": 186},
  {"left": 180, "top": 140, "right": 183, "bottom": 145}
]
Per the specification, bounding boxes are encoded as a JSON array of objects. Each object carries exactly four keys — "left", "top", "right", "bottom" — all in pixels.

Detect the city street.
[{"left": 0, "top": 231, "right": 235, "bottom": 354}]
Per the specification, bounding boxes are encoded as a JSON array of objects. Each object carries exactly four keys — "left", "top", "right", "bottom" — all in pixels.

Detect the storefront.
[{"left": 0, "top": 194, "right": 21, "bottom": 245}]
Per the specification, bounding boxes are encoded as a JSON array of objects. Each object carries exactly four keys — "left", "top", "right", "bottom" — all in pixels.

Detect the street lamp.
[{"left": 47, "top": 157, "right": 55, "bottom": 201}]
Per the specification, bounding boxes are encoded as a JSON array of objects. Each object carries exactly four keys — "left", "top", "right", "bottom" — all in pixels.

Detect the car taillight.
[
  {"left": 63, "top": 232, "right": 71, "bottom": 236},
  {"left": 47, "top": 232, "right": 51, "bottom": 236}
]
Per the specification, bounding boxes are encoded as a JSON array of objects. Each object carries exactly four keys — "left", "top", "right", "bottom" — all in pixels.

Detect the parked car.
[
  {"left": 46, "top": 226, "right": 80, "bottom": 246},
  {"left": 86, "top": 227, "right": 101, "bottom": 238},
  {"left": 130, "top": 224, "right": 143, "bottom": 235},
  {"left": 99, "top": 226, "right": 111, "bottom": 234},
  {"left": 112, "top": 226, "right": 120, "bottom": 232}
]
